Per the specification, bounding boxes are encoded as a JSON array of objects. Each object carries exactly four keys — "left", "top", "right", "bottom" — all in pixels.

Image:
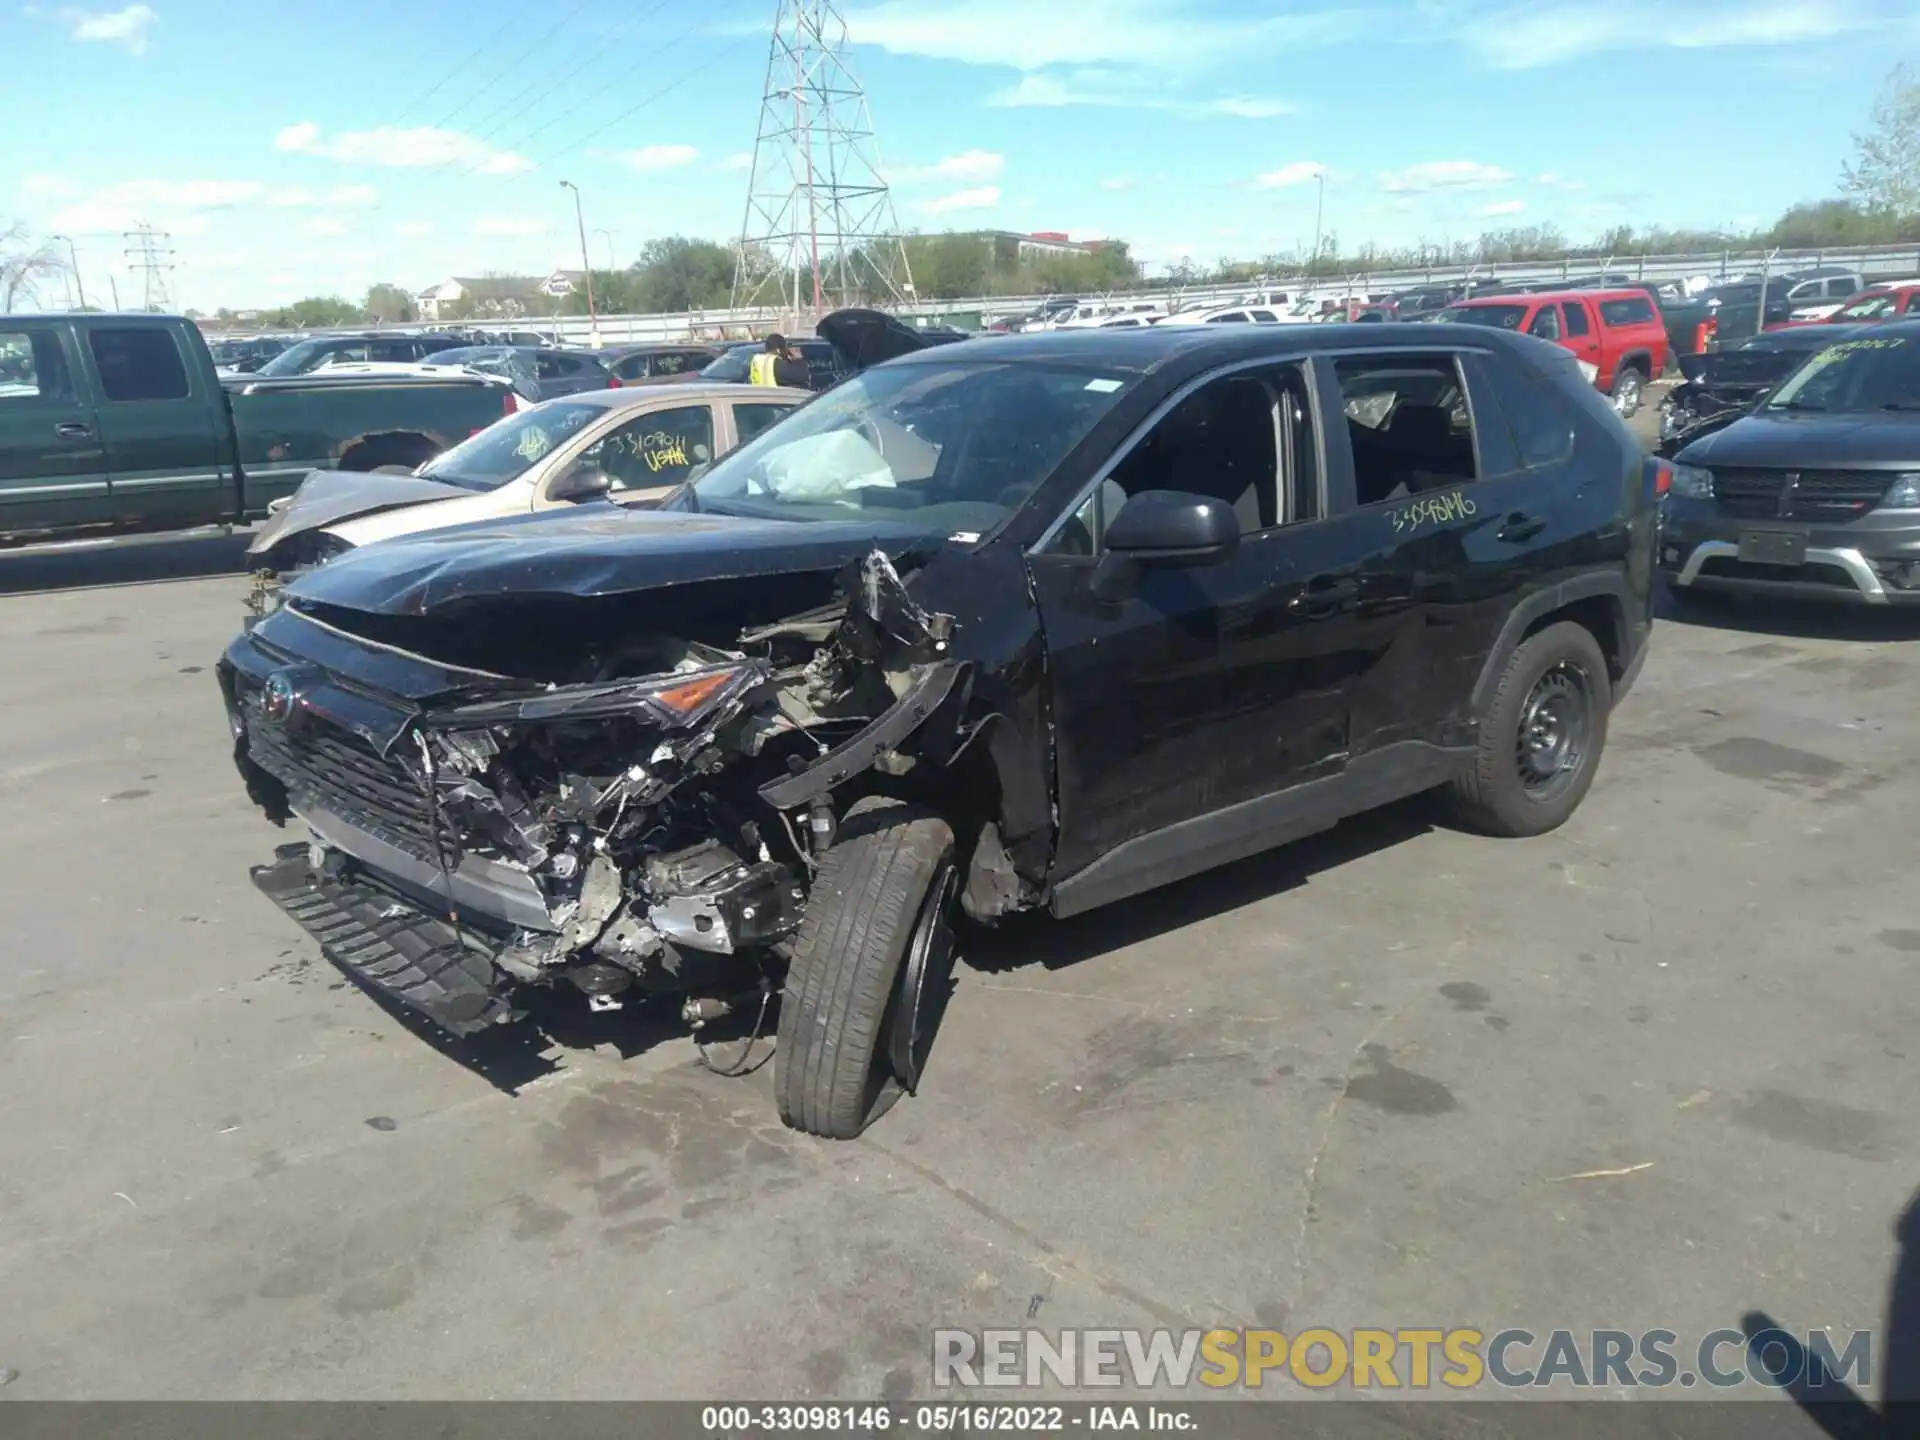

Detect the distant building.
[
  {"left": 415, "top": 271, "right": 585, "bottom": 321},
  {"left": 955, "top": 230, "right": 1098, "bottom": 260}
]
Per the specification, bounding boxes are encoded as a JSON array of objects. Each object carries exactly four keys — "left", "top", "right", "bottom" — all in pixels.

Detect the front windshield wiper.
[
  {"left": 1880, "top": 401, "right": 1920, "bottom": 411},
  {"left": 1767, "top": 400, "right": 1830, "bottom": 412}
]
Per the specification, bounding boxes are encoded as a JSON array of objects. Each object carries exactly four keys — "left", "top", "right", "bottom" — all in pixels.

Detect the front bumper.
[
  {"left": 252, "top": 843, "right": 518, "bottom": 1036},
  {"left": 1658, "top": 501, "right": 1920, "bottom": 605}
]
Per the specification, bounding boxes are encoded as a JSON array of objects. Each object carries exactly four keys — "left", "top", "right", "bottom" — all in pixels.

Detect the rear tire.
[
  {"left": 1447, "top": 621, "right": 1611, "bottom": 838},
  {"left": 1611, "top": 366, "right": 1646, "bottom": 418},
  {"left": 776, "top": 798, "right": 956, "bottom": 1139}
]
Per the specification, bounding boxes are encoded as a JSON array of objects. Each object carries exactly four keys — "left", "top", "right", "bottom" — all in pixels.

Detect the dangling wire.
[
  {"left": 694, "top": 980, "right": 776, "bottom": 1078},
  {"left": 413, "top": 729, "right": 470, "bottom": 959}
]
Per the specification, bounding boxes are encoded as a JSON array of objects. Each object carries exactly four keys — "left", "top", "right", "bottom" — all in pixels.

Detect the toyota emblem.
[{"left": 260, "top": 671, "right": 299, "bottom": 724}]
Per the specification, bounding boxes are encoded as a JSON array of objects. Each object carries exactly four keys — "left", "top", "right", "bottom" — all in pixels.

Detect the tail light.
[
  {"left": 607, "top": 375, "right": 621, "bottom": 387},
  {"left": 1694, "top": 318, "right": 1716, "bottom": 352},
  {"left": 1652, "top": 460, "right": 1672, "bottom": 496}
]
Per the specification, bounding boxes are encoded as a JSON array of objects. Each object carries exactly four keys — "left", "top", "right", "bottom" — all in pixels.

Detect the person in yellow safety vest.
[{"left": 750, "top": 334, "right": 809, "bottom": 388}]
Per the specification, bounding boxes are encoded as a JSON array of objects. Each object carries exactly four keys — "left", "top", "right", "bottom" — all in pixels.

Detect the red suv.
[
  {"left": 1764, "top": 279, "right": 1920, "bottom": 333},
  {"left": 1436, "top": 288, "right": 1669, "bottom": 417}
]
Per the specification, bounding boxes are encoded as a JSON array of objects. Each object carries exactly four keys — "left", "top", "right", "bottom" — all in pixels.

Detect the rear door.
[
  {"left": 0, "top": 320, "right": 111, "bottom": 536},
  {"left": 83, "top": 322, "right": 230, "bottom": 532},
  {"left": 725, "top": 395, "right": 803, "bottom": 450},
  {"left": 1329, "top": 344, "right": 1588, "bottom": 745}
]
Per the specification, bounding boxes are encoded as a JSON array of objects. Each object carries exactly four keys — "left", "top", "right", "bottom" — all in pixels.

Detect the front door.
[
  {"left": 1028, "top": 361, "right": 1385, "bottom": 887},
  {"left": 0, "top": 320, "right": 110, "bottom": 536},
  {"left": 84, "top": 323, "right": 229, "bottom": 532},
  {"left": 536, "top": 401, "right": 718, "bottom": 509}
]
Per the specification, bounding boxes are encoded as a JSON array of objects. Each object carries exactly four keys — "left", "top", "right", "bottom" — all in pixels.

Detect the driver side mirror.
[
  {"left": 1092, "top": 489, "right": 1240, "bottom": 599},
  {"left": 549, "top": 465, "right": 613, "bottom": 503}
]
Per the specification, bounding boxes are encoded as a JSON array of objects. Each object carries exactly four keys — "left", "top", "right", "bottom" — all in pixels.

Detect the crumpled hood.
[
  {"left": 281, "top": 504, "right": 940, "bottom": 616},
  {"left": 1678, "top": 410, "right": 1920, "bottom": 468},
  {"left": 247, "top": 469, "right": 477, "bottom": 558}
]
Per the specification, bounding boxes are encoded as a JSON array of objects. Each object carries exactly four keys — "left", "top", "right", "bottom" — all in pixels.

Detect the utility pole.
[
  {"left": 733, "top": 0, "right": 912, "bottom": 321},
  {"left": 559, "top": 181, "right": 600, "bottom": 347},
  {"left": 1311, "top": 170, "right": 1326, "bottom": 280},
  {"left": 595, "top": 228, "right": 618, "bottom": 271},
  {"left": 108, "top": 274, "right": 121, "bottom": 311}
]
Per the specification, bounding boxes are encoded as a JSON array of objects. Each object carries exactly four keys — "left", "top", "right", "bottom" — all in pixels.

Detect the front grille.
[
  {"left": 1713, "top": 469, "right": 1893, "bottom": 521},
  {"left": 236, "top": 676, "right": 452, "bottom": 862},
  {"left": 1697, "top": 557, "right": 1859, "bottom": 587}
]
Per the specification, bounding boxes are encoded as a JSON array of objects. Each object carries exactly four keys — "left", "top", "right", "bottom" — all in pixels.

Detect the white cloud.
[
  {"left": 847, "top": 0, "right": 1357, "bottom": 72},
  {"left": 717, "top": 152, "right": 754, "bottom": 171},
  {"left": 328, "top": 184, "right": 379, "bottom": 208},
  {"left": 396, "top": 220, "right": 434, "bottom": 237},
  {"left": 275, "top": 121, "right": 533, "bottom": 175},
  {"left": 1477, "top": 199, "right": 1527, "bottom": 217},
  {"left": 988, "top": 70, "right": 1292, "bottom": 117},
  {"left": 1463, "top": 0, "right": 1860, "bottom": 69},
  {"left": 894, "top": 149, "right": 1004, "bottom": 184},
  {"left": 66, "top": 3, "right": 157, "bottom": 53},
  {"left": 307, "top": 217, "right": 349, "bottom": 236},
  {"left": 917, "top": 185, "right": 1000, "bottom": 216},
  {"left": 1377, "top": 160, "right": 1514, "bottom": 193},
  {"left": 20, "top": 174, "right": 81, "bottom": 200},
  {"left": 1100, "top": 174, "right": 1137, "bottom": 191},
  {"left": 1252, "top": 161, "right": 1324, "bottom": 190},
  {"left": 104, "top": 179, "right": 263, "bottom": 208},
  {"left": 615, "top": 144, "right": 699, "bottom": 172},
  {"left": 472, "top": 216, "right": 551, "bottom": 237}
]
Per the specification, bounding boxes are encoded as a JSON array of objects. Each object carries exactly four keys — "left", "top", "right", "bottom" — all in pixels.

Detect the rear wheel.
[
  {"left": 1447, "top": 621, "right": 1611, "bottom": 837},
  {"left": 775, "top": 798, "right": 957, "bottom": 1139},
  {"left": 1611, "top": 366, "right": 1646, "bottom": 418}
]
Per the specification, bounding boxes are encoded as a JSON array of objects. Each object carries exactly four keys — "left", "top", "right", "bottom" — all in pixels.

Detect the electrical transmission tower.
[
  {"left": 124, "top": 223, "right": 176, "bottom": 312},
  {"left": 732, "top": 0, "right": 913, "bottom": 319}
]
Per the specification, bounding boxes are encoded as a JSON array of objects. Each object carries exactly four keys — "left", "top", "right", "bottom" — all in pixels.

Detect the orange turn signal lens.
[{"left": 650, "top": 669, "right": 738, "bottom": 715}]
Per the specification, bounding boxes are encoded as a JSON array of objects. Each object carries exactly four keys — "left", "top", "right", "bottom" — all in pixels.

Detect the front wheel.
[
  {"left": 1446, "top": 622, "right": 1612, "bottom": 837},
  {"left": 1611, "top": 367, "right": 1645, "bottom": 419},
  {"left": 775, "top": 798, "right": 957, "bottom": 1139}
]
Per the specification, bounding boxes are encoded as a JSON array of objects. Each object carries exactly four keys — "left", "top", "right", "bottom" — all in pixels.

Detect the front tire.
[
  {"left": 1447, "top": 621, "right": 1611, "bottom": 837},
  {"left": 776, "top": 798, "right": 957, "bottom": 1139}
]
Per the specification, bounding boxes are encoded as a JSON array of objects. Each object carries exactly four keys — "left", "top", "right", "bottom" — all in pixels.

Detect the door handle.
[
  {"left": 1497, "top": 511, "right": 1547, "bottom": 543},
  {"left": 1289, "top": 578, "right": 1358, "bottom": 616},
  {"left": 55, "top": 421, "right": 93, "bottom": 439}
]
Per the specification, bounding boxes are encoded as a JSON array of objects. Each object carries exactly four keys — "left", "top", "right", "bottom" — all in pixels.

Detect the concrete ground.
[{"left": 0, "top": 530, "right": 1915, "bottom": 1408}]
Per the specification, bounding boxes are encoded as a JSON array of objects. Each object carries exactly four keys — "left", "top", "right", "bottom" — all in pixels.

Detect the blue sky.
[{"left": 5, "top": 0, "right": 1918, "bottom": 311}]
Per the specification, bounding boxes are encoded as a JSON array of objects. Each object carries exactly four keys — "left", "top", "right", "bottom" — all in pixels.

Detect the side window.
[
  {"left": 653, "top": 352, "right": 690, "bottom": 376},
  {"left": 369, "top": 339, "right": 415, "bottom": 363},
  {"left": 579, "top": 404, "right": 714, "bottom": 492},
  {"left": 1250, "top": 309, "right": 1279, "bottom": 324},
  {"left": 1597, "top": 297, "right": 1654, "bottom": 326},
  {"left": 1827, "top": 277, "right": 1858, "bottom": 299},
  {"left": 1474, "top": 354, "right": 1577, "bottom": 473},
  {"left": 535, "top": 353, "right": 564, "bottom": 379},
  {"left": 1561, "top": 302, "right": 1591, "bottom": 337},
  {"left": 1044, "top": 364, "right": 1313, "bottom": 556},
  {"left": 88, "top": 327, "right": 190, "bottom": 402},
  {"left": 1333, "top": 354, "right": 1478, "bottom": 508},
  {"left": 614, "top": 355, "right": 648, "bottom": 381},
  {"left": 1207, "top": 311, "right": 1249, "bottom": 324},
  {"left": 1526, "top": 307, "right": 1561, "bottom": 342},
  {"left": 733, "top": 401, "right": 796, "bottom": 444},
  {"left": 0, "top": 330, "right": 75, "bottom": 403}
]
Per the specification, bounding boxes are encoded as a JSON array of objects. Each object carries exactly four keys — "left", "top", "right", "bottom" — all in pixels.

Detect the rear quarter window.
[
  {"left": 89, "top": 327, "right": 191, "bottom": 402},
  {"left": 1471, "top": 352, "right": 1579, "bottom": 472},
  {"left": 1598, "top": 297, "right": 1656, "bottom": 326}
]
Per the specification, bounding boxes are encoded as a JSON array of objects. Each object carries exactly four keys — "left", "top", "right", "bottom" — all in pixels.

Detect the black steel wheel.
[{"left": 1447, "top": 621, "right": 1612, "bottom": 837}]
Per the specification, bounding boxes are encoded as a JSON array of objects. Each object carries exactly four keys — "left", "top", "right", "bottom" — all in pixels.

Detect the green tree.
[
  {"left": 632, "top": 236, "right": 737, "bottom": 313},
  {"left": 1842, "top": 63, "right": 1920, "bottom": 216},
  {"left": 364, "top": 282, "right": 416, "bottom": 323},
  {"left": 1, "top": 220, "right": 64, "bottom": 312},
  {"left": 282, "top": 295, "right": 360, "bottom": 328}
]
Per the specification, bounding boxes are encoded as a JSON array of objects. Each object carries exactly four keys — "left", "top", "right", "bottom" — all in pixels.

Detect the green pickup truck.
[{"left": 0, "top": 313, "right": 516, "bottom": 547}]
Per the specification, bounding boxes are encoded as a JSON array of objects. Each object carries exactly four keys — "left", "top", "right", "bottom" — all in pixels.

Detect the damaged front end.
[{"left": 222, "top": 550, "right": 968, "bottom": 1040}]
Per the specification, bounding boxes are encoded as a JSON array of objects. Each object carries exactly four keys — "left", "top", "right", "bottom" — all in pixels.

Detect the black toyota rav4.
[{"left": 218, "top": 323, "right": 1661, "bottom": 1138}]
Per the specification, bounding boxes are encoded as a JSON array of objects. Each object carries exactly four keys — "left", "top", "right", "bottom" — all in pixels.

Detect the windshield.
[
  {"left": 1433, "top": 304, "right": 1527, "bottom": 329},
  {"left": 699, "top": 347, "right": 756, "bottom": 382},
  {"left": 679, "top": 360, "right": 1136, "bottom": 530},
  {"left": 416, "top": 399, "right": 604, "bottom": 490},
  {"left": 256, "top": 338, "right": 358, "bottom": 376},
  {"left": 1766, "top": 335, "right": 1920, "bottom": 413},
  {"left": 1834, "top": 290, "right": 1902, "bottom": 321}
]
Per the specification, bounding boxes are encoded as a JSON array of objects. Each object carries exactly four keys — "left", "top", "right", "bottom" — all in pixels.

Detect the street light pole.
[
  {"left": 595, "top": 228, "right": 618, "bottom": 271},
  {"left": 559, "top": 180, "right": 600, "bottom": 347},
  {"left": 50, "top": 233, "right": 86, "bottom": 309},
  {"left": 1310, "top": 171, "right": 1326, "bottom": 279}
]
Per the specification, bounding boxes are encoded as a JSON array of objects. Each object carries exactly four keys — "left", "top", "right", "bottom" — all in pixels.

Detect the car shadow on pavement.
[
  {"left": 1736, "top": 1186, "right": 1919, "bottom": 1436},
  {"left": 0, "top": 531, "right": 254, "bottom": 595},
  {"left": 964, "top": 796, "right": 1438, "bottom": 977},
  {"left": 1659, "top": 584, "right": 1920, "bottom": 643}
]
